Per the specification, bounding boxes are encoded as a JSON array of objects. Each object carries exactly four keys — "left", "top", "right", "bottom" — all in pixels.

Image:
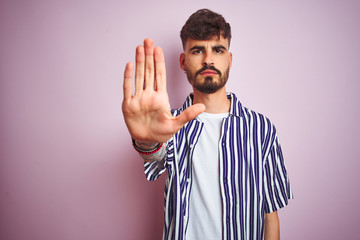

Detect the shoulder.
[
  {"left": 241, "top": 105, "right": 274, "bottom": 129},
  {"left": 231, "top": 92, "right": 275, "bottom": 131},
  {"left": 232, "top": 94, "right": 278, "bottom": 147}
]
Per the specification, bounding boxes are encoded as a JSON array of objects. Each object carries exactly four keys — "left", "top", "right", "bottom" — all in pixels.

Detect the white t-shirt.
[{"left": 186, "top": 112, "right": 229, "bottom": 240}]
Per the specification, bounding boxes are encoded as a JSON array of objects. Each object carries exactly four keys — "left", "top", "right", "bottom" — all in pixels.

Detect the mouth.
[
  {"left": 195, "top": 66, "right": 222, "bottom": 78},
  {"left": 200, "top": 70, "right": 218, "bottom": 76}
]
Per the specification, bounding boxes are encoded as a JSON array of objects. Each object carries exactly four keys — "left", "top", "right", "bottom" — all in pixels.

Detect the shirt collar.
[{"left": 182, "top": 92, "right": 243, "bottom": 118}]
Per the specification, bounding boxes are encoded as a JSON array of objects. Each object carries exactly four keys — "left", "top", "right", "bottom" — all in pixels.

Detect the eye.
[
  {"left": 192, "top": 49, "right": 203, "bottom": 54},
  {"left": 214, "top": 48, "right": 224, "bottom": 54}
]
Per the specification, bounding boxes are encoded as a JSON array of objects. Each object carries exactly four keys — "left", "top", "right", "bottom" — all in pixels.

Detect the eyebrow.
[
  {"left": 189, "top": 46, "right": 205, "bottom": 52},
  {"left": 189, "top": 45, "right": 227, "bottom": 52},
  {"left": 213, "top": 45, "right": 227, "bottom": 51}
]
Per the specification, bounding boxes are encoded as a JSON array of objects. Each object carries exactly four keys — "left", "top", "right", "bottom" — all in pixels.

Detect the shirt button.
[
  {"left": 190, "top": 144, "right": 194, "bottom": 148},
  {"left": 222, "top": 142, "right": 225, "bottom": 147},
  {"left": 226, "top": 217, "right": 230, "bottom": 223},
  {"left": 224, "top": 178, "right": 227, "bottom": 184}
]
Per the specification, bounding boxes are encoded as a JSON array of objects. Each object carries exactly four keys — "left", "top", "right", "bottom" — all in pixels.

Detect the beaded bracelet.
[{"left": 132, "top": 139, "right": 163, "bottom": 155}]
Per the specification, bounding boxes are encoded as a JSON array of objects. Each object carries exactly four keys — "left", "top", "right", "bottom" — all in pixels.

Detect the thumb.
[{"left": 174, "top": 103, "right": 206, "bottom": 128}]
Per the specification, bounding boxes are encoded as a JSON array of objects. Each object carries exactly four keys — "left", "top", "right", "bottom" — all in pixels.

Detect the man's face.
[{"left": 180, "top": 36, "right": 232, "bottom": 94}]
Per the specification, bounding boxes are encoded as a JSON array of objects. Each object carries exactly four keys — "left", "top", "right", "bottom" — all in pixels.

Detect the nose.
[{"left": 202, "top": 51, "right": 214, "bottom": 66}]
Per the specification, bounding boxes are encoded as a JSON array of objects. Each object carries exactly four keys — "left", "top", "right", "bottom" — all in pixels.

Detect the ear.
[
  {"left": 179, "top": 53, "right": 186, "bottom": 71},
  {"left": 229, "top": 52, "right": 233, "bottom": 69}
]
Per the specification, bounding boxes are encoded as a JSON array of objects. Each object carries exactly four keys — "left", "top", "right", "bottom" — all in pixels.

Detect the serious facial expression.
[{"left": 180, "top": 36, "right": 232, "bottom": 94}]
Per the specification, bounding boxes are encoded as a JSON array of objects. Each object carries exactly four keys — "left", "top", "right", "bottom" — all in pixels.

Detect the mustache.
[{"left": 195, "top": 65, "right": 222, "bottom": 77}]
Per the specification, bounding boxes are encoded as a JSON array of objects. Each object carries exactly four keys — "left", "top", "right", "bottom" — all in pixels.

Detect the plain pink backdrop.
[{"left": 1, "top": 0, "right": 359, "bottom": 239}]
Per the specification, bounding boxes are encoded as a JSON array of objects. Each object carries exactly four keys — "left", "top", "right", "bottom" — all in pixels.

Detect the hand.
[{"left": 122, "top": 39, "right": 205, "bottom": 143}]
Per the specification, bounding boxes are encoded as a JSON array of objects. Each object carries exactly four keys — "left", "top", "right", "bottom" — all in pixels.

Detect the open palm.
[{"left": 122, "top": 39, "right": 205, "bottom": 144}]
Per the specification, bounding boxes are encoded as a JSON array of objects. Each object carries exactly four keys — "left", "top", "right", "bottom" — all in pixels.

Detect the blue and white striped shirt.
[{"left": 144, "top": 93, "right": 293, "bottom": 240}]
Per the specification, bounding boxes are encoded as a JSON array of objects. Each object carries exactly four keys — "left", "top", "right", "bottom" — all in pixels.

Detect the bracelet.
[{"left": 132, "top": 139, "right": 163, "bottom": 155}]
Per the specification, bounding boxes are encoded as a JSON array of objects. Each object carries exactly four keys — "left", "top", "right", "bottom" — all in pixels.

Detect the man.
[{"left": 122, "top": 9, "right": 293, "bottom": 240}]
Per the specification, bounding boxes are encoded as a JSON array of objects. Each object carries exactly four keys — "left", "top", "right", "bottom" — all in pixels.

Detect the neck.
[{"left": 192, "top": 87, "right": 230, "bottom": 113}]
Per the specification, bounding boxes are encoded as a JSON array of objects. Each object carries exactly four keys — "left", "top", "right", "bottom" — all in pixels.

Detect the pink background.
[{"left": 1, "top": 0, "right": 359, "bottom": 239}]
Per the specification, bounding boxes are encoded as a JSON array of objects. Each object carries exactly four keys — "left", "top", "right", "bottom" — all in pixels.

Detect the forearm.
[
  {"left": 264, "top": 211, "right": 280, "bottom": 240},
  {"left": 133, "top": 140, "right": 166, "bottom": 162}
]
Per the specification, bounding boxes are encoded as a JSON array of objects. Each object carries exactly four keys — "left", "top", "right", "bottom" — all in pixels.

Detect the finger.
[
  {"left": 154, "top": 46, "right": 166, "bottom": 91},
  {"left": 135, "top": 45, "right": 145, "bottom": 94},
  {"left": 144, "top": 38, "right": 155, "bottom": 90},
  {"left": 123, "top": 62, "right": 134, "bottom": 101},
  {"left": 173, "top": 103, "right": 206, "bottom": 130}
]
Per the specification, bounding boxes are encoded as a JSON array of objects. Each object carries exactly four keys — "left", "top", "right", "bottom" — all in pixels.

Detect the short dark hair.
[{"left": 180, "top": 9, "right": 232, "bottom": 49}]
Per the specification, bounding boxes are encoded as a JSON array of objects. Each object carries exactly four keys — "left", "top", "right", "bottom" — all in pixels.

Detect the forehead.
[{"left": 184, "top": 36, "right": 229, "bottom": 51}]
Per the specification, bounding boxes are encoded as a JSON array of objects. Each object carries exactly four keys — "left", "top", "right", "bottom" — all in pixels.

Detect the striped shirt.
[{"left": 144, "top": 92, "right": 293, "bottom": 240}]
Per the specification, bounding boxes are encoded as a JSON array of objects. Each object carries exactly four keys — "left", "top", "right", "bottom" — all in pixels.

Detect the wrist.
[{"left": 132, "top": 139, "right": 163, "bottom": 155}]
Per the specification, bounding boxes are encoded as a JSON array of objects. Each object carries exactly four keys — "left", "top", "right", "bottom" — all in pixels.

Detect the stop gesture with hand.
[{"left": 122, "top": 39, "right": 205, "bottom": 144}]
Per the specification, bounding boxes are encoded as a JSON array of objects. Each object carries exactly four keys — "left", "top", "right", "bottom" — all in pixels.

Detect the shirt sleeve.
[
  {"left": 263, "top": 132, "right": 293, "bottom": 213},
  {"left": 144, "top": 157, "right": 167, "bottom": 181},
  {"left": 143, "top": 139, "right": 173, "bottom": 181}
]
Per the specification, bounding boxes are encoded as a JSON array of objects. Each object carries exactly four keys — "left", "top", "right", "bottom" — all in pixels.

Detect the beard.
[{"left": 185, "top": 65, "right": 230, "bottom": 94}]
